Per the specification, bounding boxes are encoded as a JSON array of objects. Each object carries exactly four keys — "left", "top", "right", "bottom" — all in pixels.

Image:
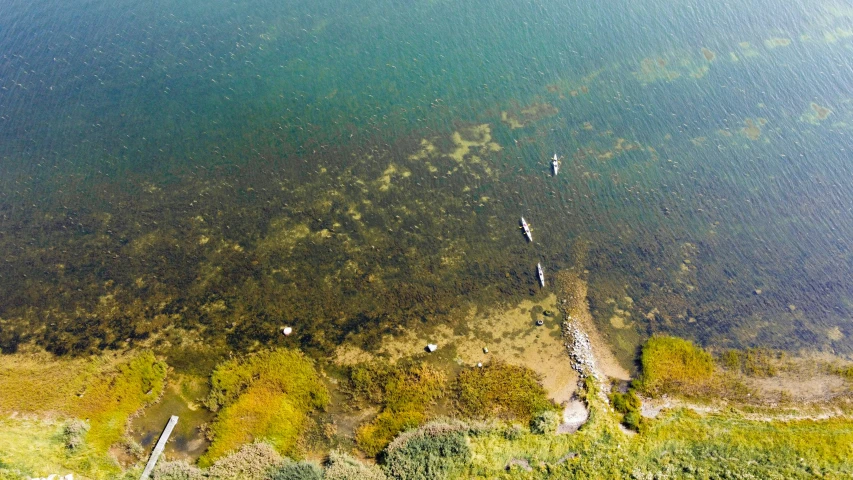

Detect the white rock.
[
  {"left": 282, "top": 326, "right": 293, "bottom": 336},
  {"left": 426, "top": 343, "right": 438, "bottom": 352}
]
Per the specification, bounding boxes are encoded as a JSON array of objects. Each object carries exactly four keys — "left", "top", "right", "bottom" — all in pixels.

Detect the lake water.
[{"left": 1, "top": 0, "right": 852, "bottom": 360}]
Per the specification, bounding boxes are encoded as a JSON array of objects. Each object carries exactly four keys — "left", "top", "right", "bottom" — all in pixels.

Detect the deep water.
[{"left": 1, "top": 0, "right": 853, "bottom": 359}]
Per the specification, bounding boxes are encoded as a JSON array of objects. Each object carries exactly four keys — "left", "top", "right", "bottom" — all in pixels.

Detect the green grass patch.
[
  {"left": 0, "top": 416, "right": 125, "bottom": 479},
  {"left": 454, "top": 362, "right": 556, "bottom": 422},
  {"left": 452, "top": 371, "right": 853, "bottom": 479},
  {"left": 636, "top": 335, "right": 723, "bottom": 397},
  {"left": 200, "top": 348, "right": 329, "bottom": 466}
]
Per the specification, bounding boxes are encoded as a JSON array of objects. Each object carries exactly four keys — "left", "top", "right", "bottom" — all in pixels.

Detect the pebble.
[{"left": 563, "top": 319, "right": 598, "bottom": 379}]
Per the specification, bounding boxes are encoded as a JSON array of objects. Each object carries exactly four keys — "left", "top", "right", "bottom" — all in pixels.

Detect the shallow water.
[{"left": 1, "top": 0, "right": 852, "bottom": 359}]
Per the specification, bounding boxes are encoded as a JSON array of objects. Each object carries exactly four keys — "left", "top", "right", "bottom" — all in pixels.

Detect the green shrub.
[
  {"left": 206, "top": 442, "right": 283, "bottom": 480},
  {"left": 623, "top": 411, "right": 641, "bottom": 431},
  {"left": 530, "top": 410, "right": 560, "bottom": 435},
  {"left": 201, "top": 349, "right": 329, "bottom": 465},
  {"left": 152, "top": 460, "right": 204, "bottom": 480},
  {"left": 325, "top": 450, "right": 387, "bottom": 480},
  {"left": 62, "top": 419, "right": 89, "bottom": 452},
  {"left": 609, "top": 390, "right": 640, "bottom": 415},
  {"left": 266, "top": 460, "right": 323, "bottom": 480},
  {"left": 609, "top": 389, "right": 642, "bottom": 431},
  {"left": 383, "top": 428, "right": 470, "bottom": 480},
  {"left": 502, "top": 424, "right": 524, "bottom": 441},
  {"left": 454, "top": 362, "right": 556, "bottom": 422}
]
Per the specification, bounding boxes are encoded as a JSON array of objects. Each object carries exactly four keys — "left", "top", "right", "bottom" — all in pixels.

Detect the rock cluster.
[{"left": 562, "top": 317, "right": 597, "bottom": 379}]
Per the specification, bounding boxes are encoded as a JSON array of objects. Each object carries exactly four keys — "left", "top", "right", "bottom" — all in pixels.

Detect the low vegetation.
[
  {"left": 74, "top": 351, "right": 167, "bottom": 452},
  {"left": 383, "top": 421, "right": 473, "bottom": 480},
  {"left": 636, "top": 335, "right": 743, "bottom": 398},
  {"left": 454, "top": 362, "right": 557, "bottom": 422},
  {"left": 200, "top": 349, "right": 329, "bottom": 466},
  {"left": 0, "top": 349, "right": 166, "bottom": 478},
  {"left": 5, "top": 337, "right": 853, "bottom": 479},
  {"left": 352, "top": 362, "right": 447, "bottom": 456},
  {"left": 608, "top": 389, "right": 641, "bottom": 431},
  {"left": 720, "top": 347, "right": 779, "bottom": 377}
]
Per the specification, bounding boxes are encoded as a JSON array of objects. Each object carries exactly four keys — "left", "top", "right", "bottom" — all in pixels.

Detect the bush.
[
  {"left": 454, "top": 362, "right": 556, "bottom": 422},
  {"left": 502, "top": 424, "right": 524, "bottom": 441},
  {"left": 623, "top": 411, "right": 641, "bottom": 431},
  {"left": 325, "top": 450, "right": 386, "bottom": 480},
  {"left": 383, "top": 428, "right": 470, "bottom": 480},
  {"left": 201, "top": 349, "right": 329, "bottom": 465},
  {"left": 609, "top": 389, "right": 642, "bottom": 431},
  {"left": 529, "top": 410, "right": 560, "bottom": 435},
  {"left": 354, "top": 363, "right": 446, "bottom": 456},
  {"left": 266, "top": 460, "right": 323, "bottom": 480},
  {"left": 152, "top": 460, "right": 204, "bottom": 480},
  {"left": 206, "top": 442, "right": 283, "bottom": 480},
  {"left": 62, "top": 419, "right": 89, "bottom": 452}
]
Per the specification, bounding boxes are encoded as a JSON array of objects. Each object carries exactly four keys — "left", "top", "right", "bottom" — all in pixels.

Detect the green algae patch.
[
  {"left": 200, "top": 348, "right": 329, "bottom": 466},
  {"left": 454, "top": 362, "right": 557, "bottom": 422},
  {"left": 352, "top": 362, "right": 447, "bottom": 457}
]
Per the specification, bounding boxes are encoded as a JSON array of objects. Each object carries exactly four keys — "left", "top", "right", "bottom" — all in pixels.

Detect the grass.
[
  {"left": 636, "top": 335, "right": 736, "bottom": 398},
  {"left": 0, "top": 350, "right": 102, "bottom": 414},
  {"left": 453, "top": 380, "right": 853, "bottom": 479},
  {"left": 0, "top": 349, "right": 167, "bottom": 460},
  {"left": 0, "top": 416, "right": 127, "bottom": 479},
  {"left": 200, "top": 348, "right": 329, "bottom": 466}
]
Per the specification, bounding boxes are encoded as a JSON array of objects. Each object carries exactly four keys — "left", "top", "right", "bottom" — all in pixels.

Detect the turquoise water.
[{"left": 1, "top": 0, "right": 852, "bottom": 358}]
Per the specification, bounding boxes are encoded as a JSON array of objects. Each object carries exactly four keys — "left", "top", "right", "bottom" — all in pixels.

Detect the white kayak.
[
  {"left": 537, "top": 263, "right": 545, "bottom": 287},
  {"left": 520, "top": 216, "right": 532, "bottom": 242},
  {"left": 551, "top": 153, "right": 560, "bottom": 176}
]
